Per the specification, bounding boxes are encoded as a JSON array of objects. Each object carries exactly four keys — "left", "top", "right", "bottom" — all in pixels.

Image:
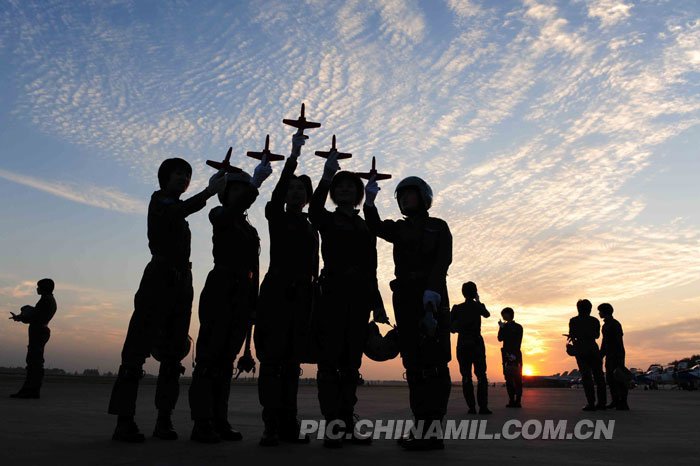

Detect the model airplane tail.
[{"left": 206, "top": 147, "right": 243, "bottom": 173}]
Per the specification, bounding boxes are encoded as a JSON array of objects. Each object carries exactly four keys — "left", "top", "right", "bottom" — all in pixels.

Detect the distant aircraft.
[
  {"left": 283, "top": 103, "right": 321, "bottom": 135},
  {"left": 246, "top": 135, "right": 285, "bottom": 162},
  {"left": 355, "top": 157, "right": 392, "bottom": 181},
  {"left": 206, "top": 147, "right": 243, "bottom": 173},
  {"left": 676, "top": 364, "right": 700, "bottom": 390},
  {"left": 315, "top": 135, "right": 352, "bottom": 160},
  {"left": 522, "top": 369, "right": 581, "bottom": 388},
  {"left": 636, "top": 364, "right": 676, "bottom": 389}
]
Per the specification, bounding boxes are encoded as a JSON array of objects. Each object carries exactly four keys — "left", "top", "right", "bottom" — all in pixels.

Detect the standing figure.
[
  {"left": 188, "top": 160, "right": 272, "bottom": 443},
  {"left": 497, "top": 307, "right": 523, "bottom": 408},
  {"left": 364, "top": 175, "right": 452, "bottom": 451},
  {"left": 310, "top": 152, "right": 386, "bottom": 448},
  {"left": 9, "top": 278, "right": 57, "bottom": 399},
  {"left": 108, "top": 159, "right": 225, "bottom": 442},
  {"left": 569, "top": 299, "right": 607, "bottom": 411},
  {"left": 451, "top": 282, "right": 491, "bottom": 415},
  {"left": 598, "top": 303, "right": 629, "bottom": 410},
  {"left": 255, "top": 131, "right": 319, "bottom": 446}
]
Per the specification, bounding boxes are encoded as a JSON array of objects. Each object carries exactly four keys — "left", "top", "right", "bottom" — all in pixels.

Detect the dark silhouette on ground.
[
  {"left": 364, "top": 174, "right": 453, "bottom": 451},
  {"left": 450, "top": 281, "right": 492, "bottom": 416},
  {"left": 598, "top": 303, "right": 630, "bottom": 410},
  {"left": 107, "top": 158, "right": 226, "bottom": 443},
  {"left": 254, "top": 130, "right": 318, "bottom": 447},
  {"left": 309, "top": 150, "right": 384, "bottom": 448},
  {"left": 498, "top": 307, "right": 523, "bottom": 408},
  {"left": 568, "top": 299, "right": 607, "bottom": 411},
  {"left": 188, "top": 161, "right": 270, "bottom": 444},
  {"left": 9, "top": 278, "right": 57, "bottom": 399}
]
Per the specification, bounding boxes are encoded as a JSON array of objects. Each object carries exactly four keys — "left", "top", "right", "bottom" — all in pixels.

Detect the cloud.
[
  {"left": 587, "top": 0, "right": 634, "bottom": 28},
  {"left": 0, "top": 168, "right": 144, "bottom": 214},
  {"left": 1, "top": 0, "right": 699, "bottom": 377}
]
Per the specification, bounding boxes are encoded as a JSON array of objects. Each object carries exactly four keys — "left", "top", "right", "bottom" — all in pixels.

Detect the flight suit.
[
  {"left": 601, "top": 317, "right": 628, "bottom": 407},
  {"left": 364, "top": 205, "right": 453, "bottom": 426},
  {"left": 15, "top": 294, "right": 57, "bottom": 392},
  {"left": 451, "top": 301, "right": 489, "bottom": 410},
  {"left": 109, "top": 190, "right": 209, "bottom": 417},
  {"left": 189, "top": 205, "right": 260, "bottom": 424},
  {"left": 255, "top": 157, "right": 319, "bottom": 434},
  {"left": 310, "top": 179, "right": 380, "bottom": 429},
  {"left": 569, "top": 315, "right": 606, "bottom": 407},
  {"left": 498, "top": 321, "right": 523, "bottom": 404}
]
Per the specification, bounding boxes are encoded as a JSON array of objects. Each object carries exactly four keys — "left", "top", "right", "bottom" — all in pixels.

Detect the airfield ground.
[{"left": 1, "top": 374, "right": 698, "bottom": 466}]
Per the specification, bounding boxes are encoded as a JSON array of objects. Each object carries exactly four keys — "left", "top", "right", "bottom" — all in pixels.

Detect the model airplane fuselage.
[
  {"left": 315, "top": 135, "right": 352, "bottom": 160},
  {"left": 246, "top": 135, "right": 285, "bottom": 162},
  {"left": 206, "top": 147, "right": 243, "bottom": 173}
]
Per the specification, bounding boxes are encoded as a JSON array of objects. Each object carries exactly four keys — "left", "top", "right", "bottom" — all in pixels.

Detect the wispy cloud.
[
  {"left": 1, "top": 0, "right": 699, "bottom": 376},
  {"left": 0, "top": 168, "right": 143, "bottom": 214}
]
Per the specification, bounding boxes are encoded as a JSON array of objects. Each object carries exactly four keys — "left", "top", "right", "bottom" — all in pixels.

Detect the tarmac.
[{"left": 1, "top": 374, "right": 698, "bottom": 466}]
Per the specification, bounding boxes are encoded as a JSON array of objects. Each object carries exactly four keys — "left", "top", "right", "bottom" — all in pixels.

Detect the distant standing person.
[
  {"left": 450, "top": 282, "right": 491, "bottom": 414},
  {"left": 9, "top": 278, "right": 57, "bottom": 399},
  {"left": 497, "top": 307, "right": 523, "bottom": 408},
  {"left": 108, "top": 158, "right": 226, "bottom": 442},
  {"left": 598, "top": 303, "right": 629, "bottom": 410},
  {"left": 569, "top": 299, "right": 607, "bottom": 411}
]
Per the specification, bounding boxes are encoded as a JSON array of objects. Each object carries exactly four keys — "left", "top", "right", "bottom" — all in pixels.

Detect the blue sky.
[{"left": 0, "top": 0, "right": 699, "bottom": 380}]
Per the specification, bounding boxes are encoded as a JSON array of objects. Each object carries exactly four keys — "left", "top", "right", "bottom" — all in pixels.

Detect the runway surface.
[{"left": 2, "top": 374, "right": 698, "bottom": 466}]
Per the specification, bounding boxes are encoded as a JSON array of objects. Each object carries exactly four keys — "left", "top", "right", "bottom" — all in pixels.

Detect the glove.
[
  {"left": 322, "top": 151, "right": 340, "bottom": 182},
  {"left": 252, "top": 159, "right": 273, "bottom": 188},
  {"left": 364, "top": 176, "right": 380, "bottom": 207},
  {"left": 207, "top": 170, "right": 226, "bottom": 195},
  {"left": 422, "top": 290, "right": 441, "bottom": 312},
  {"left": 373, "top": 302, "right": 390, "bottom": 325},
  {"left": 420, "top": 311, "right": 438, "bottom": 338},
  {"left": 290, "top": 130, "right": 308, "bottom": 159}
]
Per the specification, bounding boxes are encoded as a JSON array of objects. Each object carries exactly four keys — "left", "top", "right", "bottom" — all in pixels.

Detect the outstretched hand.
[
  {"left": 290, "top": 129, "right": 308, "bottom": 159},
  {"left": 364, "top": 175, "right": 380, "bottom": 207},
  {"left": 252, "top": 155, "right": 273, "bottom": 188},
  {"left": 207, "top": 170, "right": 226, "bottom": 195},
  {"left": 322, "top": 150, "right": 340, "bottom": 182}
]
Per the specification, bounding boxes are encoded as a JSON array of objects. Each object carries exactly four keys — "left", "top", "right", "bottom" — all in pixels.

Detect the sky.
[{"left": 0, "top": 0, "right": 699, "bottom": 382}]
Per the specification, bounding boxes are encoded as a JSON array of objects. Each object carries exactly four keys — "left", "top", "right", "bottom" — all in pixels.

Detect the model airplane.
[
  {"left": 206, "top": 147, "right": 243, "bottom": 173},
  {"left": 355, "top": 156, "right": 392, "bottom": 181},
  {"left": 283, "top": 103, "right": 321, "bottom": 135},
  {"left": 246, "top": 135, "right": 285, "bottom": 162},
  {"left": 314, "top": 135, "right": 352, "bottom": 160}
]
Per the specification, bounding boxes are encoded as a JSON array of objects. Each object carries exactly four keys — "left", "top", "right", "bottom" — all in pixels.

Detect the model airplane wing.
[{"left": 206, "top": 147, "right": 243, "bottom": 173}]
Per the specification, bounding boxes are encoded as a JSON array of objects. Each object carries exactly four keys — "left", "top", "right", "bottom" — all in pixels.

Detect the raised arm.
[
  {"left": 267, "top": 156, "right": 298, "bottom": 219},
  {"left": 363, "top": 176, "right": 398, "bottom": 242},
  {"left": 309, "top": 151, "right": 339, "bottom": 230}
]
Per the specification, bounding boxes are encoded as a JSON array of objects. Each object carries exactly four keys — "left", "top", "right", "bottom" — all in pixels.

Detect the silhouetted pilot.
[
  {"left": 497, "top": 307, "right": 523, "bottom": 408},
  {"left": 364, "top": 175, "right": 452, "bottom": 451},
  {"left": 569, "top": 299, "right": 607, "bottom": 411},
  {"left": 188, "top": 160, "right": 271, "bottom": 443},
  {"left": 451, "top": 282, "right": 491, "bottom": 415},
  {"left": 598, "top": 303, "right": 629, "bottom": 410},
  {"left": 9, "top": 278, "right": 57, "bottom": 399},
  {"left": 108, "top": 158, "right": 226, "bottom": 442},
  {"left": 310, "top": 152, "right": 385, "bottom": 448},
  {"left": 255, "top": 131, "right": 319, "bottom": 447}
]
